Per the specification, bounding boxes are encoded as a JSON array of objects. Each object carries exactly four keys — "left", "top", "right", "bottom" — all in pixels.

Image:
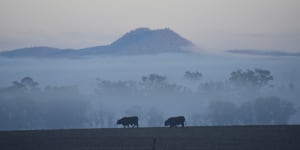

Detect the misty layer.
[{"left": 0, "top": 67, "right": 298, "bottom": 130}]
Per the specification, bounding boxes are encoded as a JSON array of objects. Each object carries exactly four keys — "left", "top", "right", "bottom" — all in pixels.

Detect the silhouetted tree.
[
  {"left": 86, "top": 104, "right": 116, "bottom": 128},
  {"left": 238, "top": 97, "right": 296, "bottom": 124},
  {"left": 95, "top": 78, "right": 137, "bottom": 95},
  {"left": 184, "top": 71, "right": 202, "bottom": 81},
  {"left": 0, "top": 94, "right": 37, "bottom": 130},
  {"left": 207, "top": 101, "right": 238, "bottom": 125},
  {"left": 125, "top": 105, "right": 143, "bottom": 117},
  {"left": 0, "top": 79, "right": 90, "bottom": 130},
  {"left": 229, "top": 68, "right": 273, "bottom": 87},
  {"left": 40, "top": 86, "right": 88, "bottom": 128},
  {"left": 198, "top": 81, "right": 225, "bottom": 92},
  {"left": 238, "top": 101, "right": 256, "bottom": 124},
  {"left": 141, "top": 73, "right": 183, "bottom": 93},
  {"left": 0, "top": 77, "right": 42, "bottom": 130},
  {"left": 189, "top": 113, "right": 209, "bottom": 126},
  {"left": 146, "top": 108, "right": 164, "bottom": 127},
  {"left": 12, "top": 77, "right": 38, "bottom": 90},
  {"left": 142, "top": 73, "right": 167, "bottom": 83}
]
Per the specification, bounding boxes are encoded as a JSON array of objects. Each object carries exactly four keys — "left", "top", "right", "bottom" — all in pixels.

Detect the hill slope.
[
  {"left": 0, "top": 47, "right": 75, "bottom": 58},
  {"left": 0, "top": 125, "right": 299, "bottom": 150},
  {"left": 0, "top": 28, "right": 194, "bottom": 58}
]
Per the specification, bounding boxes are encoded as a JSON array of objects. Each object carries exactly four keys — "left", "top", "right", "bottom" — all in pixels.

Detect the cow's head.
[
  {"left": 117, "top": 119, "right": 121, "bottom": 125},
  {"left": 164, "top": 119, "right": 170, "bottom": 126}
]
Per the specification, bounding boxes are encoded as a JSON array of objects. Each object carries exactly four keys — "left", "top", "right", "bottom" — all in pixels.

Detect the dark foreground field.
[{"left": 0, "top": 125, "right": 300, "bottom": 150}]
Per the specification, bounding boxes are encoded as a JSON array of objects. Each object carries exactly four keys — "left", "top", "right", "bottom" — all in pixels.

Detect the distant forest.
[{"left": 0, "top": 68, "right": 298, "bottom": 130}]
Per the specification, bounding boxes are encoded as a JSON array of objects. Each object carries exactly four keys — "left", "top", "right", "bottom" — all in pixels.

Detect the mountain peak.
[
  {"left": 108, "top": 27, "right": 193, "bottom": 54},
  {"left": 127, "top": 27, "right": 152, "bottom": 33},
  {"left": 123, "top": 27, "right": 174, "bottom": 35}
]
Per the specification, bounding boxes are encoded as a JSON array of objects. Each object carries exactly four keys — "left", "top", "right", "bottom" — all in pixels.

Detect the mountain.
[
  {"left": 227, "top": 49, "right": 300, "bottom": 57},
  {"left": 0, "top": 28, "right": 194, "bottom": 58},
  {"left": 79, "top": 28, "right": 193, "bottom": 55}
]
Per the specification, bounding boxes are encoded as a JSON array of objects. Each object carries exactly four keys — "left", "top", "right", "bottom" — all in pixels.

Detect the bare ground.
[{"left": 0, "top": 125, "right": 299, "bottom": 150}]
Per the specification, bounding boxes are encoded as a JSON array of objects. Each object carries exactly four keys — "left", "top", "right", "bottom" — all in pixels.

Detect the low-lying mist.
[{"left": 0, "top": 53, "right": 299, "bottom": 130}]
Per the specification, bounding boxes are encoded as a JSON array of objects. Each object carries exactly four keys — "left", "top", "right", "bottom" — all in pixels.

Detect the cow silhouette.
[
  {"left": 164, "top": 116, "right": 185, "bottom": 128},
  {"left": 117, "top": 116, "right": 139, "bottom": 128}
]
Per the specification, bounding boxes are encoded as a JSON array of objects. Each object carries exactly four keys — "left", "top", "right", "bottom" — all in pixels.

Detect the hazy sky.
[{"left": 0, "top": 0, "right": 299, "bottom": 52}]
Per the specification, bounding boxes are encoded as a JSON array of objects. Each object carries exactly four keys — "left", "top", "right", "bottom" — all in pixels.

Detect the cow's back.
[
  {"left": 166, "top": 116, "right": 185, "bottom": 127},
  {"left": 121, "top": 116, "right": 138, "bottom": 127}
]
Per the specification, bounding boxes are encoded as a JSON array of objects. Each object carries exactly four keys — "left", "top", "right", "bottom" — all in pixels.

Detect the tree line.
[{"left": 0, "top": 68, "right": 297, "bottom": 130}]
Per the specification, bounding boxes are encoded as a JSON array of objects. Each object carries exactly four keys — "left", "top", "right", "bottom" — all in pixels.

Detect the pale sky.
[{"left": 0, "top": 0, "right": 299, "bottom": 52}]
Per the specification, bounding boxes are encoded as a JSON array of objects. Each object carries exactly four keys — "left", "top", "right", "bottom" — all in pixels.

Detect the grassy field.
[{"left": 0, "top": 125, "right": 299, "bottom": 150}]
